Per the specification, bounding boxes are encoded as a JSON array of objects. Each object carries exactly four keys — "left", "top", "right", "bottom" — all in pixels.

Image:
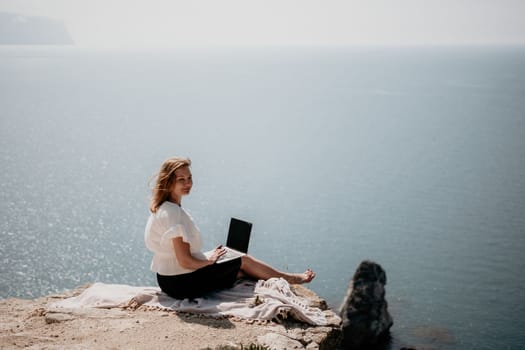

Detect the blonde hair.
[{"left": 149, "top": 156, "right": 192, "bottom": 213}]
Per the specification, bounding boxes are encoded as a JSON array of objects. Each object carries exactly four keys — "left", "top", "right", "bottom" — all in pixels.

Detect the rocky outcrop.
[
  {"left": 339, "top": 260, "right": 393, "bottom": 349},
  {"left": 0, "top": 284, "right": 341, "bottom": 350},
  {"left": 1, "top": 260, "right": 397, "bottom": 349}
]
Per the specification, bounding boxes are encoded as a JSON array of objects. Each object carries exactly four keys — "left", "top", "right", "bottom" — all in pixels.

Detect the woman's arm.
[{"left": 172, "top": 237, "right": 226, "bottom": 270}]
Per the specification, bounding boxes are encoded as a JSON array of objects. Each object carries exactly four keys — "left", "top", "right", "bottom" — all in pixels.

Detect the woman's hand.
[{"left": 208, "top": 245, "right": 227, "bottom": 264}]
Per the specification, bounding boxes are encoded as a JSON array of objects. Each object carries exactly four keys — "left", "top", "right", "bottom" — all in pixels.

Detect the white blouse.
[{"left": 144, "top": 201, "right": 206, "bottom": 276}]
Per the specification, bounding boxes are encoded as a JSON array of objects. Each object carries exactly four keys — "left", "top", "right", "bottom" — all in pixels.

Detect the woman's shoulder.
[{"left": 156, "top": 201, "right": 183, "bottom": 216}]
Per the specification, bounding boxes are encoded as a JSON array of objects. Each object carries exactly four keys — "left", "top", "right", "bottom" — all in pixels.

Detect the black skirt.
[{"left": 157, "top": 257, "right": 242, "bottom": 299}]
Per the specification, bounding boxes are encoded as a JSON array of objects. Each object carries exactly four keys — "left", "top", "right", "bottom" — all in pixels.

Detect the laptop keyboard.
[{"left": 217, "top": 248, "right": 244, "bottom": 262}]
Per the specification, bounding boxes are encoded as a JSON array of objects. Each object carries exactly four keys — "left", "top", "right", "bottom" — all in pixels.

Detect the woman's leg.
[{"left": 239, "top": 255, "right": 315, "bottom": 284}]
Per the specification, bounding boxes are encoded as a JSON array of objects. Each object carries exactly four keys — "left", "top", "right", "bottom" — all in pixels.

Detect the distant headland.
[{"left": 0, "top": 12, "right": 74, "bottom": 45}]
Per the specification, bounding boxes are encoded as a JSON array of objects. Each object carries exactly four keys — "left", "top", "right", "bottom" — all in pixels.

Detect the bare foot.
[{"left": 286, "top": 269, "right": 316, "bottom": 284}]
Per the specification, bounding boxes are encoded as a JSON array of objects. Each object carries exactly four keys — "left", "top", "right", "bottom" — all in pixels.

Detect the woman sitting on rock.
[{"left": 144, "top": 156, "right": 315, "bottom": 300}]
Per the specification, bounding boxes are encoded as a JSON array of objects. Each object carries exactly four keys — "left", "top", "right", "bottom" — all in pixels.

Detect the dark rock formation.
[{"left": 339, "top": 260, "right": 393, "bottom": 349}]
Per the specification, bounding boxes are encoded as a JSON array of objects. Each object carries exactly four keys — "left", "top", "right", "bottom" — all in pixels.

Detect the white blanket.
[{"left": 50, "top": 278, "right": 328, "bottom": 326}]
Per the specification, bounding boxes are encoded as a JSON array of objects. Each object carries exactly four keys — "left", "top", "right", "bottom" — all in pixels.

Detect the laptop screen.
[{"left": 226, "top": 217, "right": 252, "bottom": 253}]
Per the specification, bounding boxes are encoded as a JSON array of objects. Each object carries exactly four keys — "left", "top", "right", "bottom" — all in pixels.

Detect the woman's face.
[{"left": 170, "top": 166, "right": 193, "bottom": 203}]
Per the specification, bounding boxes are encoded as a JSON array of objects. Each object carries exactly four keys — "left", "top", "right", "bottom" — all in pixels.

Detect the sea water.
[{"left": 1, "top": 46, "right": 524, "bottom": 349}]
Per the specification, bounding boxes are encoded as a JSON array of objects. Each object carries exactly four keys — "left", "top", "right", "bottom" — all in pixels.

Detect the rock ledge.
[{"left": 0, "top": 284, "right": 341, "bottom": 350}]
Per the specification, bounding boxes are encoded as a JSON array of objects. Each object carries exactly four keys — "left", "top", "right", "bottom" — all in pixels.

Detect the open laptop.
[{"left": 204, "top": 217, "right": 252, "bottom": 264}]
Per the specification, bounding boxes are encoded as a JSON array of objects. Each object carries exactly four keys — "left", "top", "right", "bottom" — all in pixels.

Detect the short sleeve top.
[{"left": 144, "top": 201, "right": 206, "bottom": 276}]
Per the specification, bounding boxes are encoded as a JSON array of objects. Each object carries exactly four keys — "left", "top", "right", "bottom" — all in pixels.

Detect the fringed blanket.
[{"left": 49, "top": 278, "right": 328, "bottom": 326}]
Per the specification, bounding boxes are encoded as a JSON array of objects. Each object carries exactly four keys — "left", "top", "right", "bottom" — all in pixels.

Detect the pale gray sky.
[{"left": 1, "top": 0, "right": 524, "bottom": 47}]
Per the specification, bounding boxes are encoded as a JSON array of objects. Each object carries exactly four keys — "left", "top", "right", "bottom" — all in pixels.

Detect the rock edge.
[{"left": 0, "top": 284, "right": 342, "bottom": 350}]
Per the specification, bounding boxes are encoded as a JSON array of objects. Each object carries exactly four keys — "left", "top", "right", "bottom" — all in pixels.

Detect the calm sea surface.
[{"left": 1, "top": 46, "right": 524, "bottom": 349}]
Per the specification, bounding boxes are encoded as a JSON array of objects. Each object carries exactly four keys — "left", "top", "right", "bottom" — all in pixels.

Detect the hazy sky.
[{"left": 1, "top": 0, "right": 524, "bottom": 47}]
